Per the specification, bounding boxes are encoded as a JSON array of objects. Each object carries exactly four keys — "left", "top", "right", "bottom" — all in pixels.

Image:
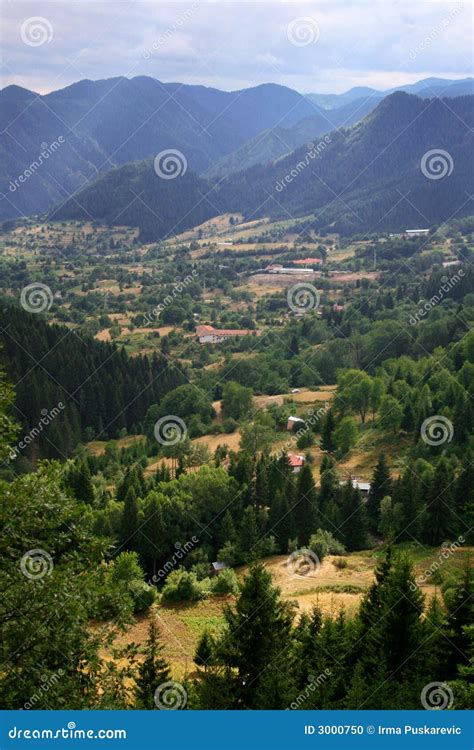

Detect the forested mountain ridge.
[
  {"left": 2, "top": 75, "right": 472, "bottom": 221},
  {"left": 52, "top": 93, "right": 474, "bottom": 239},
  {"left": 0, "top": 77, "right": 322, "bottom": 220}
]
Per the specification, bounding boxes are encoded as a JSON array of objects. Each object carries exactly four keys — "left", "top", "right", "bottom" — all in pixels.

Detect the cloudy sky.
[{"left": 1, "top": 0, "right": 472, "bottom": 95}]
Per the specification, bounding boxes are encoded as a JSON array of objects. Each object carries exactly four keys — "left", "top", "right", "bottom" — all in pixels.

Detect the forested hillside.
[
  {"left": 52, "top": 93, "right": 474, "bottom": 239},
  {"left": 0, "top": 304, "right": 186, "bottom": 461}
]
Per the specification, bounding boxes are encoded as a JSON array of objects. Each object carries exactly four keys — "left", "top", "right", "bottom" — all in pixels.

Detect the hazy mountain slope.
[
  {"left": 307, "top": 77, "right": 473, "bottom": 109},
  {"left": 215, "top": 93, "right": 474, "bottom": 234},
  {"left": 50, "top": 159, "right": 216, "bottom": 242},
  {"left": 205, "top": 96, "right": 380, "bottom": 178},
  {"left": 0, "top": 76, "right": 322, "bottom": 220},
  {"left": 52, "top": 93, "right": 474, "bottom": 239}
]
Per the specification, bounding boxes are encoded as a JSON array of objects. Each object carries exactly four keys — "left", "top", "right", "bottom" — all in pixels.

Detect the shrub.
[
  {"left": 334, "top": 557, "right": 348, "bottom": 569},
  {"left": 297, "top": 430, "right": 314, "bottom": 449},
  {"left": 217, "top": 542, "right": 242, "bottom": 567},
  {"left": 211, "top": 568, "right": 239, "bottom": 595},
  {"left": 128, "top": 580, "right": 156, "bottom": 613},
  {"left": 161, "top": 569, "right": 202, "bottom": 603},
  {"left": 309, "top": 529, "right": 346, "bottom": 561}
]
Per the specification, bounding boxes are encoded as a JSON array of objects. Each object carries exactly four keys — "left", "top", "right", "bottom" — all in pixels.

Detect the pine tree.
[
  {"left": 194, "top": 630, "right": 215, "bottom": 671},
  {"left": 321, "top": 409, "right": 336, "bottom": 453},
  {"left": 120, "top": 487, "right": 139, "bottom": 551},
  {"left": 339, "top": 484, "right": 367, "bottom": 551},
  {"left": 216, "top": 564, "right": 295, "bottom": 708},
  {"left": 444, "top": 559, "right": 473, "bottom": 677},
  {"left": 366, "top": 453, "right": 391, "bottom": 532},
  {"left": 238, "top": 506, "right": 259, "bottom": 558},
  {"left": 135, "top": 620, "right": 170, "bottom": 709},
  {"left": 423, "top": 457, "right": 455, "bottom": 545},
  {"left": 294, "top": 464, "right": 317, "bottom": 547}
]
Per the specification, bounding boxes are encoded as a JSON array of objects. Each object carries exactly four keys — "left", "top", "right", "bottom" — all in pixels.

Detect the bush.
[
  {"left": 334, "top": 557, "right": 348, "bottom": 569},
  {"left": 211, "top": 568, "right": 239, "bottom": 595},
  {"left": 309, "top": 529, "right": 346, "bottom": 561},
  {"left": 128, "top": 580, "right": 156, "bottom": 613},
  {"left": 217, "top": 542, "right": 242, "bottom": 567},
  {"left": 222, "top": 417, "right": 238, "bottom": 433},
  {"left": 297, "top": 430, "right": 314, "bottom": 449},
  {"left": 161, "top": 569, "right": 202, "bottom": 603}
]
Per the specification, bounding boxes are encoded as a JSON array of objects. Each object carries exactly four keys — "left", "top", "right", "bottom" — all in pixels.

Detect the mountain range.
[
  {"left": 51, "top": 92, "right": 474, "bottom": 240},
  {"left": 1, "top": 75, "right": 472, "bottom": 222}
]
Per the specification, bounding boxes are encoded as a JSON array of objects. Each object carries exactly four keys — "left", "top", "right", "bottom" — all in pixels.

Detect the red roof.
[
  {"left": 287, "top": 453, "right": 305, "bottom": 467},
  {"left": 293, "top": 257, "right": 322, "bottom": 265}
]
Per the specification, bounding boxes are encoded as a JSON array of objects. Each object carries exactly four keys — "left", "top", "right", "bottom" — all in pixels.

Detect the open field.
[{"left": 111, "top": 546, "right": 472, "bottom": 677}]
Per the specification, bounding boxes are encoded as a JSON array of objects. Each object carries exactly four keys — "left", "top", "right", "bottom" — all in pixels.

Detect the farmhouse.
[
  {"left": 196, "top": 325, "right": 261, "bottom": 344},
  {"left": 404, "top": 228, "right": 430, "bottom": 237},
  {"left": 287, "top": 453, "right": 305, "bottom": 474},
  {"left": 287, "top": 415, "right": 306, "bottom": 431},
  {"left": 340, "top": 478, "right": 371, "bottom": 496}
]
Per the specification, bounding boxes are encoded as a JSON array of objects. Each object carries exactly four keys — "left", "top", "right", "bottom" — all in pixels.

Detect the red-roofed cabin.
[{"left": 287, "top": 453, "right": 305, "bottom": 474}]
